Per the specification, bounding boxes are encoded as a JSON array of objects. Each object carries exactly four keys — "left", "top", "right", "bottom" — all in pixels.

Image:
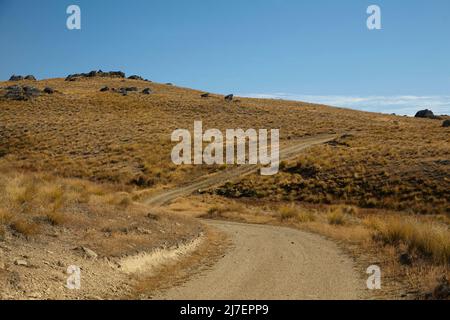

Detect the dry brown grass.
[
  {"left": 0, "top": 161, "right": 202, "bottom": 258},
  {"left": 184, "top": 195, "right": 449, "bottom": 298},
  {"left": 0, "top": 75, "right": 448, "bottom": 298},
  {"left": 368, "top": 216, "right": 450, "bottom": 265},
  {"left": 327, "top": 208, "right": 347, "bottom": 225},
  {"left": 278, "top": 205, "right": 298, "bottom": 221},
  {"left": 1, "top": 77, "right": 448, "bottom": 216}
]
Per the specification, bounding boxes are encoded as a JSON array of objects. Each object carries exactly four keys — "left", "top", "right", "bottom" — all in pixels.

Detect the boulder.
[
  {"left": 120, "top": 87, "right": 138, "bottom": 92},
  {"left": 128, "top": 75, "right": 144, "bottom": 80},
  {"left": 65, "top": 75, "right": 78, "bottom": 81},
  {"left": 108, "top": 71, "right": 126, "bottom": 78},
  {"left": 22, "top": 86, "right": 41, "bottom": 98},
  {"left": 142, "top": 88, "right": 151, "bottom": 95},
  {"left": 24, "top": 75, "right": 36, "bottom": 81},
  {"left": 4, "top": 85, "right": 40, "bottom": 100},
  {"left": 201, "top": 93, "right": 210, "bottom": 98},
  {"left": 82, "top": 247, "right": 98, "bottom": 259},
  {"left": 4, "top": 86, "right": 26, "bottom": 101},
  {"left": 399, "top": 252, "right": 412, "bottom": 266},
  {"left": 443, "top": 120, "right": 450, "bottom": 128},
  {"left": 415, "top": 109, "right": 436, "bottom": 119},
  {"left": 9, "top": 75, "right": 23, "bottom": 81},
  {"left": 118, "top": 88, "right": 128, "bottom": 96},
  {"left": 74, "top": 246, "right": 98, "bottom": 259},
  {"left": 433, "top": 276, "right": 450, "bottom": 300},
  {"left": 43, "top": 87, "right": 54, "bottom": 94},
  {"left": 100, "top": 86, "right": 110, "bottom": 92},
  {"left": 87, "top": 70, "right": 98, "bottom": 77},
  {"left": 224, "top": 94, "right": 234, "bottom": 101},
  {"left": 14, "top": 259, "right": 28, "bottom": 266}
]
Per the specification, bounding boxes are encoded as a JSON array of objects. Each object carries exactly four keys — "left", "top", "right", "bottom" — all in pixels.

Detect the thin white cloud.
[{"left": 241, "top": 93, "right": 450, "bottom": 116}]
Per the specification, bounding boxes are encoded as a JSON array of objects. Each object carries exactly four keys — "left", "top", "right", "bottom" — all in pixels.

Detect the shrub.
[
  {"left": 45, "top": 211, "right": 68, "bottom": 226},
  {"left": 327, "top": 209, "right": 346, "bottom": 225},
  {"left": 278, "top": 205, "right": 298, "bottom": 221},
  {"left": 373, "top": 216, "right": 450, "bottom": 265},
  {"left": 297, "top": 211, "right": 316, "bottom": 223},
  {"left": 10, "top": 219, "right": 40, "bottom": 236},
  {"left": 0, "top": 208, "right": 12, "bottom": 225}
]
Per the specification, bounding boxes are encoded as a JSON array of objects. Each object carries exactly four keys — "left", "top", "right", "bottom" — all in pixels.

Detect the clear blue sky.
[{"left": 1, "top": 0, "right": 449, "bottom": 114}]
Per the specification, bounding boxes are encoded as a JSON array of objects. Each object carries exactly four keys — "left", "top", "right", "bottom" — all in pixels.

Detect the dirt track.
[
  {"left": 147, "top": 133, "right": 365, "bottom": 300},
  {"left": 153, "top": 220, "right": 365, "bottom": 300},
  {"left": 146, "top": 134, "right": 338, "bottom": 206}
]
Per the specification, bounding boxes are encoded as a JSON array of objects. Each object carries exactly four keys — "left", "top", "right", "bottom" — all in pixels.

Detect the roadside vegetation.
[{"left": 192, "top": 196, "right": 449, "bottom": 299}]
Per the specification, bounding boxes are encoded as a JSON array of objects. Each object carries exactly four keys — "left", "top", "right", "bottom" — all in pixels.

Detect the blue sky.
[{"left": 0, "top": 0, "right": 449, "bottom": 115}]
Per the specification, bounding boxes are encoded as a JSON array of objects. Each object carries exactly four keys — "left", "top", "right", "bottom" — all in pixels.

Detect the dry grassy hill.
[
  {"left": 1, "top": 75, "right": 448, "bottom": 213},
  {"left": 0, "top": 73, "right": 449, "bottom": 299}
]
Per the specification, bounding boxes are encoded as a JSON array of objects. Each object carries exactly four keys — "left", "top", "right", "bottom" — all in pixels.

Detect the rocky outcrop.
[
  {"left": 128, "top": 75, "right": 144, "bottom": 80},
  {"left": 43, "top": 87, "right": 55, "bottom": 94},
  {"left": 3, "top": 85, "right": 41, "bottom": 100},
  {"left": 415, "top": 109, "right": 437, "bottom": 119},
  {"left": 9, "top": 75, "right": 24, "bottom": 81},
  {"left": 65, "top": 70, "right": 126, "bottom": 81}
]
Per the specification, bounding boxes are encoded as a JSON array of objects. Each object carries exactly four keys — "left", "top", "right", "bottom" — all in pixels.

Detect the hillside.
[
  {"left": 0, "top": 73, "right": 449, "bottom": 299},
  {"left": 1, "top": 75, "right": 448, "bottom": 213}
]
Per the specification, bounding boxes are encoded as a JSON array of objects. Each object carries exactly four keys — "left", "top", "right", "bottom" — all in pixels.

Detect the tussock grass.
[
  {"left": 277, "top": 205, "right": 316, "bottom": 222},
  {"left": 10, "top": 218, "right": 40, "bottom": 236},
  {"left": 370, "top": 216, "right": 450, "bottom": 265},
  {"left": 0, "top": 165, "right": 134, "bottom": 236},
  {"left": 278, "top": 205, "right": 298, "bottom": 221},
  {"left": 327, "top": 208, "right": 347, "bottom": 225}
]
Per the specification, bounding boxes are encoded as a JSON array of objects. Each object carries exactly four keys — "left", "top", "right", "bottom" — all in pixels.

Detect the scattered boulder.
[
  {"left": 433, "top": 276, "right": 450, "bottom": 300},
  {"left": 108, "top": 71, "right": 126, "bottom": 78},
  {"left": 224, "top": 94, "right": 234, "bottom": 101},
  {"left": 14, "top": 259, "right": 28, "bottom": 267},
  {"left": 9, "top": 75, "right": 24, "bottom": 81},
  {"left": 120, "top": 87, "right": 138, "bottom": 92},
  {"left": 100, "top": 86, "right": 110, "bottom": 92},
  {"left": 23, "top": 86, "right": 41, "bottom": 98},
  {"left": 165, "top": 83, "right": 173, "bottom": 86},
  {"left": 7, "top": 74, "right": 36, "bottom": 81},
  {"left": 443, "top": 120, "right": 450, "bottom": 128},
  {"left": 399, "top": 252, "right": 412, "bottom": 266},
  {"left": 128, "top": 75, "right": 144, "bottom": 80},
  {"left": 111, "top": 87, "right": 139, "bottom": 96},
  {"left": 74, "top": 246, "right": 98, "bottom": 259},
  {"left": 43, "top": 87, "right": 54, "bottom": 94},
  {"left": 142, "top": 88, "right": 151, "bottom": 95},
  {"left": 415, "top": 109, "right": 436, "bottom": 119},
  {"left": 201, "top": 93, "right": 210, "bottom": 98},
  {"left": 3, "top": 85, "right": 41, "bottom": 100}
]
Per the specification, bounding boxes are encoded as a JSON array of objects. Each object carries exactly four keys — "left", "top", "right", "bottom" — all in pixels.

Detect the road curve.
[
  {"left": 146, "top": 134, "right": 338, "bottom": 206},
  {"left": 153, "top": 220, "right": 365, "bottom": 300}
]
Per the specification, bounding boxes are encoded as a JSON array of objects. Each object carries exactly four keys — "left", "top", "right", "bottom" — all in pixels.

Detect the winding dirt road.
[
  {"left": 154, "top": 220, "right": 365, "bottom": 300},
  {"left": 146, "top": 134, "right": 338, "bottom": 206},
  {"left": 147, "top": 133, "right": 365, "bottom": 300}
]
